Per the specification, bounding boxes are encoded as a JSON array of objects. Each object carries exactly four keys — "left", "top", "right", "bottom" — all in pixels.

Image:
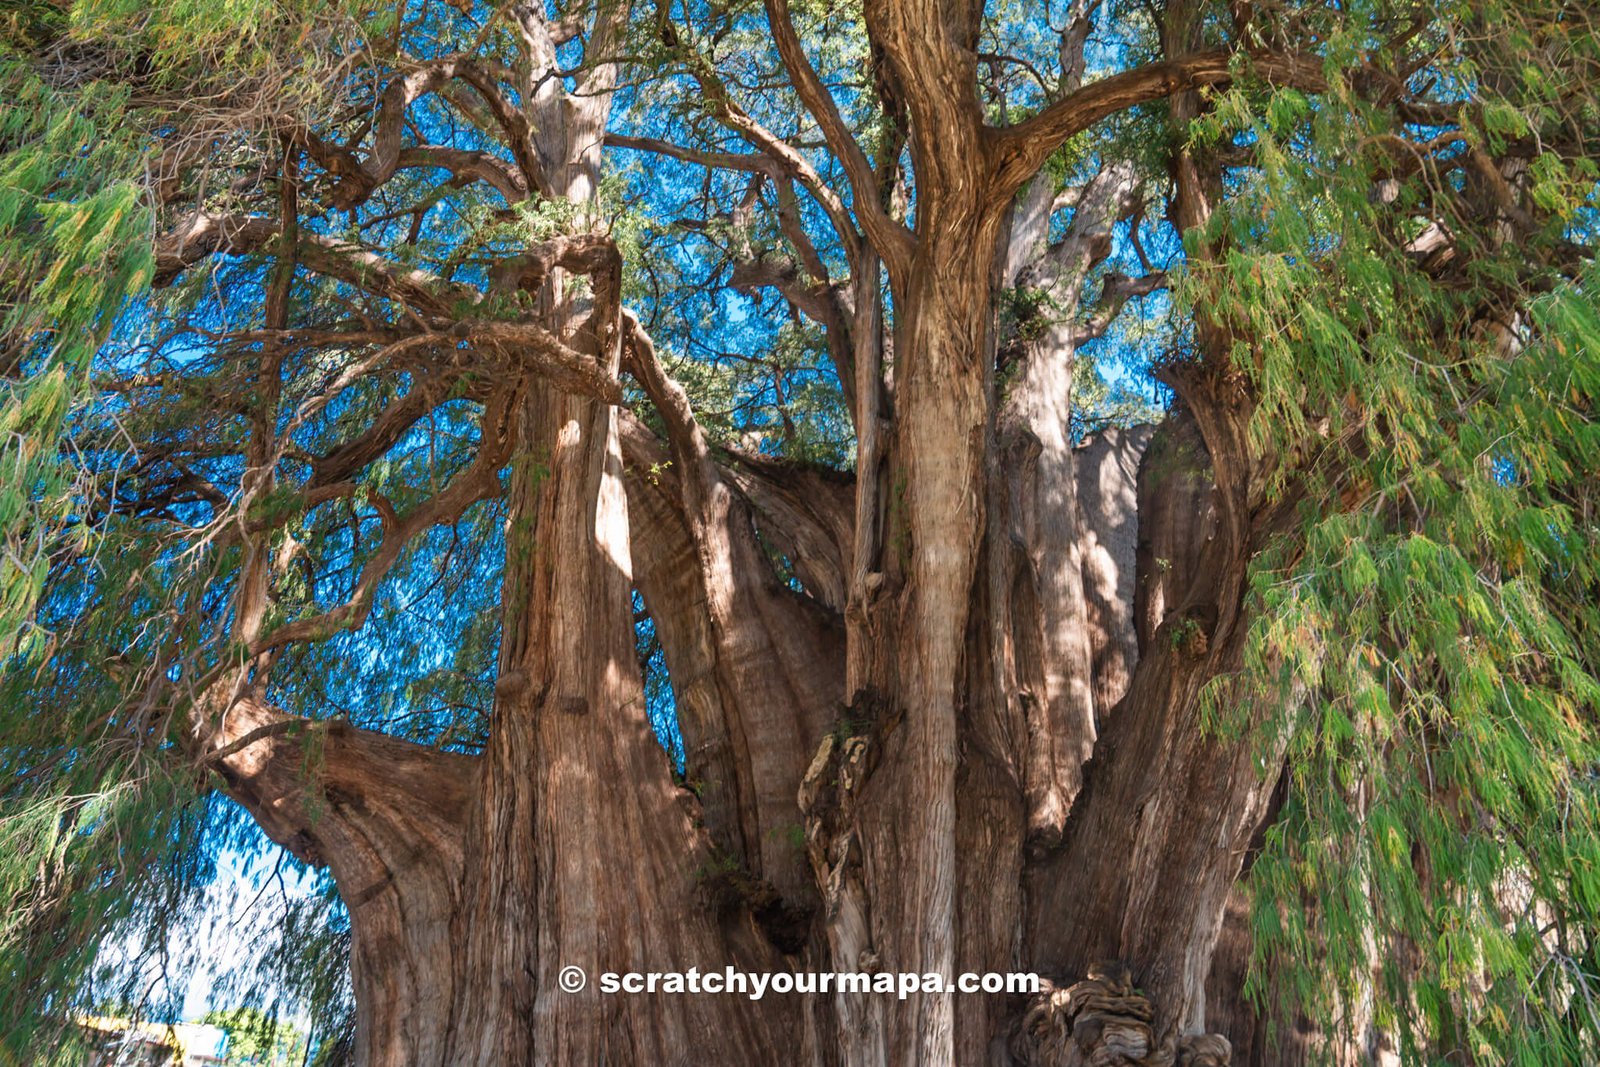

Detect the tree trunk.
[
  {"left": 215, "top": 5, "right": 811, "bottom": 1060},
  {"left": 215, "top": 399, "right": 1262, "bottom": 1067},
  {"left": 101, "top": 0, "right": 1580, "bottom": 1056},
  {"left": 620, "top": 344, "right": 845, "bottom": 932},
  {"left": 444, "top": 360, "right": 796, "bottom": 1064},
  {"left": 199, "top": 4, "right": 1298, "bottom": 1059},
  {"left": 205, "top": 216, "right": 1284, "bottom": 1067},
  {"left": 211, "top": 698, "right": 475, "bottom": 1062}
]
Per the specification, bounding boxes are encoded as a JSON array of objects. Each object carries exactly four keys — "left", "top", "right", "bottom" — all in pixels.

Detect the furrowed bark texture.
[
  {"left": 1026, "top": 401, "right": 1269, "bottom": 1022},
  {"left": 209, "top": 4, "right": 809, "bottom": 1060},
  {"left": 212, "top": 698, "right": 475, "bottom": 1063},
  {"left": 214, "top": 399, "right": 1272, "bottom": 1066},
  {"left": 445, "top": 19, "right": 809, "bottom": 1056},
  {"left": 619, "top": 388, "right": 846, "bottom": 927},
  {"left": 450, "top": 368, "right": 789, "bottom": 1064},
  {"left": 177, "top": 0, "right": 1337, "bottom": 1058}
]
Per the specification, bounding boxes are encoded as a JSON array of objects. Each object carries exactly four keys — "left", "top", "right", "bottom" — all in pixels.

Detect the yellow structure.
[{"left": 74, "top": 1016, "right": 226, "bottom": 1067}]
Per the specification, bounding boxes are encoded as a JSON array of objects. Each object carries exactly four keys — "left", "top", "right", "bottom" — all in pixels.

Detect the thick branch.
[
  {"left": 1073, "top": 270, "right": 1169, "bottom": 345},
  {"left": 604, "top": 133, "right": 776, "bottom": 176},
  {"left": 763, "top": 0, "right": 912, "bottom": 274},
  {"left": 202, "top": 694, "right": 474, "bottom": 1061},
  {"left": 721, "top": 450, "right": 854, "bottom": 611},
  {"left": 619, "top": 319, "right": 844, "bottom": 911},
  {"left": 153, "top": 214, "right": 478, "bottom": 316},
  {"left": 206, "top": 696, "right": 473, "bottom": 869},
  {"left": 988, "top": 50, "right": 1328, "bottom": 197},
  {"left": 396, "top": 146, "right": 530, "bottom": 202},
  {"left": 308, "top": 374, "right": 455, "bottom": 487}
]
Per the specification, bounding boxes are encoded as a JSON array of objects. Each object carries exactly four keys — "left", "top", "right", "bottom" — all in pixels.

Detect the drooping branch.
[{"left": 246, "top": 392, "right": 516, "bottom": 657}]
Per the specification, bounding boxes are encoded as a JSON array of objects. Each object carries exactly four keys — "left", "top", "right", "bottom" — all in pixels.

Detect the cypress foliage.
[
  {"left": 0, "top": 0, "right": 1595, "bottom": 1062},
  {"left": 1186, "top": 4, "right": 1600, "bottom": 1060}
]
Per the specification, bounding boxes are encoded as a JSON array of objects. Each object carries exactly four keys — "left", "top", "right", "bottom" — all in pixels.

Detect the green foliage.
[
  {"left": 201, "top": 1006, "right": 309, "bottom": 1065},
  {"left": 1, "top": 0, "right": 1597, "bottom": 1063},
  {"left": 0, "top": 3, "right": 374, "bottom": 1053},
  {"left": 0, "top": 42, "right": 181, "bottom": 1058},
  {"left": 194, "top": 877, "right": 355, "bottom": 1067},
  {"left": 1, "top": 0, "right": 68, "bottom": 51},
  {"left": 0, "top": 54, "right": 151, "bottom": 660},
  {"left": 1182, "top": 3, "right": 1600, "bottom": 1060}
]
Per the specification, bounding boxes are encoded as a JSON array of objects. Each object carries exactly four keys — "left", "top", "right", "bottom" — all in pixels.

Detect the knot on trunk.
[
  {"left": 797, "top": 728, "right": 873, "bottom": 917},
  {"left": 1008, "top": 963, "right": 1231, "bottom": 1067},
  {"left": 797, "top": 692, "right": 894, "bottom": 940}
]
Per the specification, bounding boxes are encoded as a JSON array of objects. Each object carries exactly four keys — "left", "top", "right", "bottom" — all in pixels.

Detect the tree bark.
[
  {"left": 619, "top": 358, "right": 845, "bottom": 930},
  {"left": 444, "top": 362, "right": 795, "bottom": 1064},
  {"left": 210, "top": 5, "right": 812, "bottom": 1060},
  {"left": 168, "top": 2, "right": 1343, "bottom": 1059},
  {"left": 211, "top": 698, "right": 475, "bottom": 1063},
  {"left": 1022, "top": 394, "right": 1294, "bottom": 1054},
  {"left": 1077, "top": 424, "right": 1154, "bottom": 719}
]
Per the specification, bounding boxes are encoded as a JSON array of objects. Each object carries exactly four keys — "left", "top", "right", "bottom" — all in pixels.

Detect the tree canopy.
[{"left": 1, "top": 0, "right": 1598, "bottom": 1063}]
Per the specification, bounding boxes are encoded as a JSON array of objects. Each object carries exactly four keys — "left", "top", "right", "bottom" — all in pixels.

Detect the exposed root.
[{"left": 1008, "top": 962, "right": 1232, "bottom": 1066}]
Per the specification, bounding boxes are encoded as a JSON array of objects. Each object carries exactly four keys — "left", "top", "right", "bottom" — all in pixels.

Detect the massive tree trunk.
[
  {"left": 212, "top": 395, "right": 1244, "bottom": 1067},
  {"left": 199, "top": 193, "right": 1269, "bottom": 1067},
  {"left": 203, "top": 5, "right": 799, "bottom": 1062},
  {"left": 173, "top": 3, "right": 1320, "bottom": 1064},
  {"left": 39, "top": 0, "right": 1584, "bottom": 1054},
  {"left": 202, "top": 263, "right": 1267, "bottom": 1066},
  {"left": 446, "top": 349, "right": 792, "bottom": 1064}
]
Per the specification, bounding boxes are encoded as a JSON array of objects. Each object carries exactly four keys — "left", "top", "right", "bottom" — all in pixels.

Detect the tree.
[
  {"left": 201, "top": 1007, "right": 309, "bottom": 1066},
  {"left": 2, "top": 0, "right": 1597, "bottom": 1064}
]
